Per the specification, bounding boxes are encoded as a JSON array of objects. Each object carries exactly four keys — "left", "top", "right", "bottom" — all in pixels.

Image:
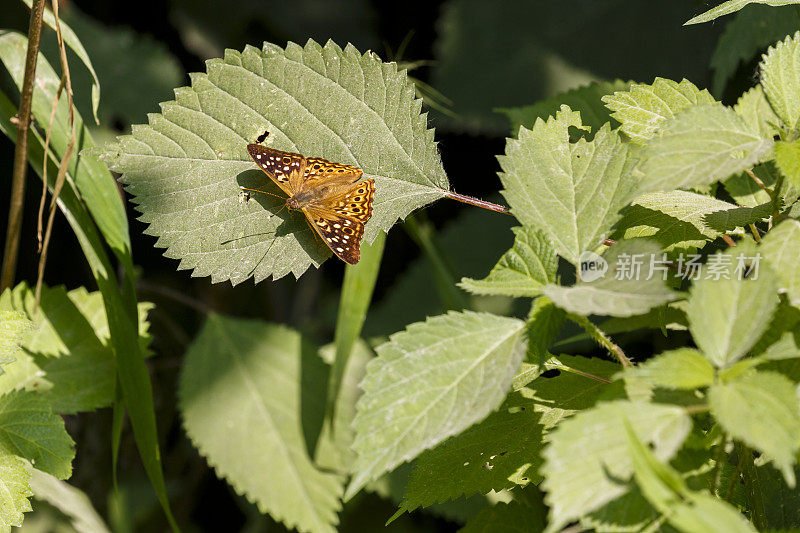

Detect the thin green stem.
[
  {"left": 710, "top": 434, "right": 728, "bottom": 496},
  {"left": 1, "top": 0, "right": 46, "bottom": 290},
  {"left": 566, "top": 313, "right": 632, "bottom": 367}
]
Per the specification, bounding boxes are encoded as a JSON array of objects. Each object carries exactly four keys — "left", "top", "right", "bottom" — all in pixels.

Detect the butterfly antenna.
[{"left": 239, "top": 186, "right": 284, "bottom": 200}]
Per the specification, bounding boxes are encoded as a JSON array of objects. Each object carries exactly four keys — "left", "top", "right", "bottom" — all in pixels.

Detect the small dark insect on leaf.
[{"left": 256, "top": 130, "right": 270, "bottom": 143}]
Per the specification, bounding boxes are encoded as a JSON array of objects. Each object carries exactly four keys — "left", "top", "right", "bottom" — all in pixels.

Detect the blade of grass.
[{"left": 327, "top": 232, "right": 386, "bottom": 424}]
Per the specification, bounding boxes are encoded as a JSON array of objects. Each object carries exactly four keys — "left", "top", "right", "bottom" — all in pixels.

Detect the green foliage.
[
  {"left": 638, "top": 103, "right": 774, "bottom": 193},
  {"left": 775, "top": 139, "right": 800, "bottom": 187},
  {"left": 709, "top": 371, "right": 800, "bottom": 484},
  {"left": 0, "top": 311, "right": 30, "bottom": 374},
  {"left": 540, "top": 401, "right": 691, "bottom": 532},
  {"left": 459, "top": 498, "right": 546, "bottom": 533},
  {"left": 603, "top": 78, "right": 716, "bottom": 144},
  {"left": 0, "top": 455, "right": 31, "bottom": 531},
  {"left": 347, "top": 311, "right": 527, "bottom": 498},
  {"left": 760, "top": 31, "right": 800, "bottom": 130},
  {"left": 97, "top": 40, "right": 449, "bottom": 284},
  {"left": 28, "top": 469, "right": 110, "bottom": 533},
  {"left": 612, "top": 190, "right": 770, "bottom": 250},
  {"left": 687, "top": 250, "right": 779, "bottom": 367},
  {"left": 620, "top": 348, "right": 715, "bottom": 390},
  {"left": 179, "top": 314, "right": 343, "bottom": 533},
  {"left": 760, "top": 219, "right": 800, "bottom": 306},
  {"left": 499, "top": 107, "right": 638, "bottom": 265},
  {"left": 459, "top": 226, "right": 557, "bottom": 297},
  {"left": 0, "top": 283, "right": 152, "bottom": 414},
  {"left": 543, "top": 239, "right": 677, "bottom": 317}
]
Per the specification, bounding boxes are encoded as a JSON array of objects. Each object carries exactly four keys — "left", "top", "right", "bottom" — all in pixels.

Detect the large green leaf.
[
  {"left": 0, "top": 391, "right": 74, "bottom": 480},
  {"left": 686, "top": 0, "right": 800, "bottom": 24},
  {"left": 709, "top": 370, "right": 800, "bottom": 485},
  {"left": 540, "top": 401, "right": 691, "bottom": 533},
  {"left": 0, "top": 311, "right": 30, "bottom": 374},
  {"left": 400, "top": 366, "right": 612, "bottom": 512},
  {"left": 687, "top": 250, "right": 779, "bottom": 367},
  {"left": 602, "top": 78, "right": 716, "bottom": 144},
  {"left": 710, "top": 4, "right": 800, "bottom": 95},
  {"left": 497, "top": 80, "right": 631, "bottom": 134},
  {"left": 543, "top": 239, "right": 677, "bottom": 317},
  {"left": 0, "top": 454, "right": 31, "bottom": 531},
  {"left": 28, "top": 468, "right": 110, "bottom": 533},
  {"left": 612, "top": 190, "right": 769, "bottom": 251},
  {"left": 760, "top": 219, "right": 800, "bottom": 307},
  {"left": 499, "top": 106, "right": 638, "bottom": 265},
  {"left": 760, "top": 30, "right": 800, "bottom": 131},
  {"left": 0, "top": 283, "right": 152, "bottom": 414},
  {"left": 459, "top": 226, "right": 557, "bottom": 297},
  {"left": 638, "top": 103, "right": 774, "bottom": 193},
  {"left": 347, "top": 311, "right": 527, "bottom": 499},
  {"left": 179, "top": 314, "right": 342, "bottom": 533},
  {"left": 97, "top": 40, "right": 449, "bottom": 283}
]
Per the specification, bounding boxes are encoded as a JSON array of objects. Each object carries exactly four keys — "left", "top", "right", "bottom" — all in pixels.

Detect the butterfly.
[{"left": 245, "top": 143, "right": 375, "bottom": 265}]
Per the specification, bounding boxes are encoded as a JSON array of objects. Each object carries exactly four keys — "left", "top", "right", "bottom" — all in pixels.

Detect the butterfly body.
[{"left": 246, "top": 144, "right": 375, "bottom": 265}]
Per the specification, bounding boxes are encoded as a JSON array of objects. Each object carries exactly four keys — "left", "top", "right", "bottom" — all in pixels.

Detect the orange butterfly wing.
[
  {"left": 246, "top": 144, "right": 375, "bottom": 265},
  {"left": 303, "top": 178, "right": 376, "bottom": 264}
]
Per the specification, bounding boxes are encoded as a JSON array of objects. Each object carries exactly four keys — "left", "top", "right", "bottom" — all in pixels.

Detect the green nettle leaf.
[
  {"left": 96, "top": 40, "right": 449, "bottom": 284},
  {"left": 179, "top": 314, "right": 342, "bottom": 533},
  {"left": 734, "top": 85, "right": 784, "bottom": 139},
  {"left": 523, "top": 296, "right": 566, "bottom": 372},
  {"left": 709, "top": 370, "right": 800, "bottom": 485},
  {"left": 459, "top": 226, "right": 557, "bottom": 297},
  {"left": 775, "top": 139, "right": 800, "bottom": 187},
  {"left": 638, "top": 104, "right": 774, "bottom": 194},
  {"left": 761, "top": 30, "right": 800, "bottom": 131},
  {"left": 686, "top": 0, "right": 800, "bottom": 25},
  {"left": 620, "top": 348, "right": 715, "bottom": 391},
  {"left": 540, "top": 401, "right": 691, "bottom": 533},
  {"left": 543, "top": 239, "right": 677, "bottom": 317},
  {"left": 0, "top": 283, "right": 152, "bottom": 414},
  {"left": 347, "top": 311, "right": 527, "bottom": 499},
  {"left": 760, "top": 219, "right": 800, "bottom": 307},
  {"left": 499, "top": 106, "right": 639, "bottom": 265},
  {"left": 602, "top": 78, "right": 716, "bottom": 145},
  {"left": 710, "top": 5, "right": 800, "bottom": 95},
  {"left": 400, "top": 367, "right": 610, "bottom": 513},
  {"left": 612, "top": 190, "right": 769, "bottom": 251},
  {"left": 687, "top": 251, "right": 779, "bottom": 367},
  {"left": 459, "top": 499, "right": 546, "bottom": 533},
  {"left": 497, "top": 80, "right": 631, "bottom": 134},
  {"left": 0, "top": 454, "right": 31, "bottom": 530},
  {"left": 0, "top": 311, "right": 30, "bottom": 374},
  {"left": 28, "top": 468, "right": 111, "bottom": 533},
  {"left": 0, "top": 391, "right": 74, "bottom": 480}
]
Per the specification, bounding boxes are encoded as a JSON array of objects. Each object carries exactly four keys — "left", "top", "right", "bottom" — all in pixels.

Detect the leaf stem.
[
  {"left": 1, "top": 0, "right": 46, "bottom": 291},
  {"left": 444, "top": 191, "right": 512, "bottom": 215},
  {"left": 710, "top": 434, "right": 728, "bottom": 496},
  {"left": 545, "top": 359, "right": 612, "bottom": 384},
  {"left": 744, "top": 168, "right": 770, "bottom": 194},
  {"left": 566, "top": 313, "right": 632, "bottom": 367}
]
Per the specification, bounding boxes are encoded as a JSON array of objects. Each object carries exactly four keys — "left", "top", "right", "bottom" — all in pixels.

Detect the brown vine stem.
[
  {"left": 444, "top": 190, "right": 512, "bottom": 214},
  {"left": 0, "top": 0, "right": 46, "bottom": 291},
  {"left": 34, "top": 0, "right": 75, "bottom": 311}
]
